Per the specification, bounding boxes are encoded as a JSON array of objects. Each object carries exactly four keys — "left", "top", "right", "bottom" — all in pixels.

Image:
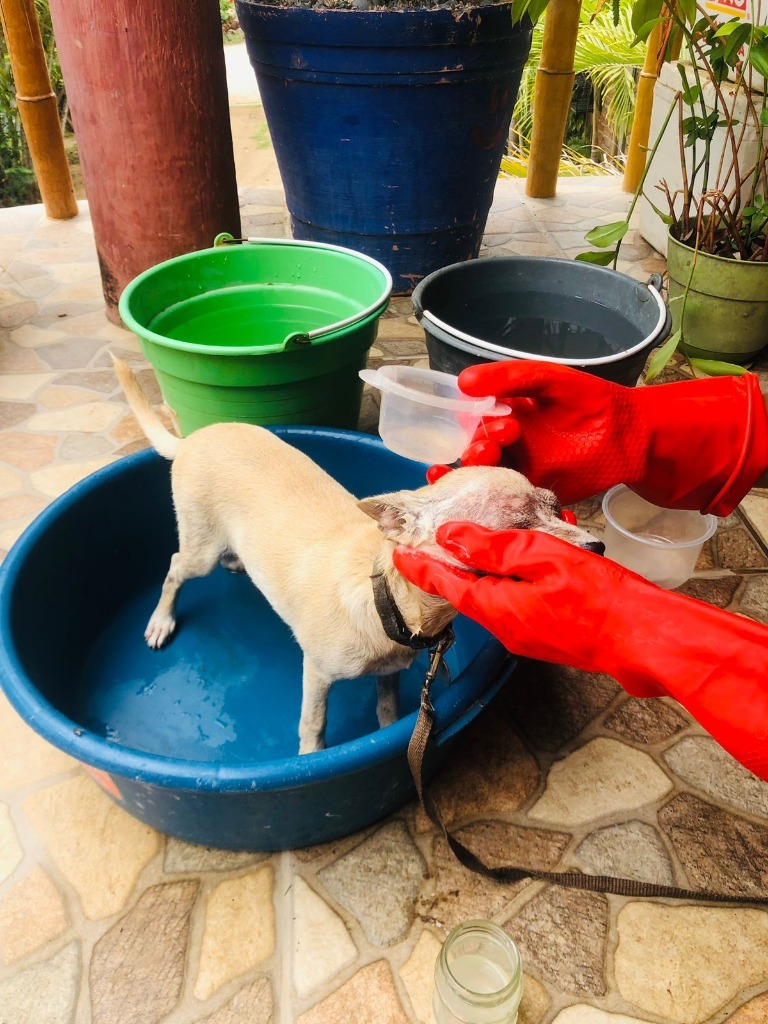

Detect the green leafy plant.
[
  {"left": 220, "top": 0, "right": 242, "bottom": 42},
  {"left": 513, "top": 0, "right": 646, "bottom": 161},
  {"left": 576, "top": 0, "right": 768, "bottom": 378}
]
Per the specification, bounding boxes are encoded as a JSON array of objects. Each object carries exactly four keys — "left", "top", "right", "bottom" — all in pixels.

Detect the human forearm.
[
  {"left": 394, "top": 526, "right": 768, "bottom": 781},
  {"left": 595, "top": 583, "right": 768, "bottom": 780}
]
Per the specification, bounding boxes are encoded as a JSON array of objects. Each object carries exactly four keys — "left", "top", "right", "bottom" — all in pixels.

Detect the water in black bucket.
[
  {"left": 412, "top": 258, "right": 671, "bottom": 388},
  {"left": 441, "top": 292, "right": 641, "bottom": 361}
]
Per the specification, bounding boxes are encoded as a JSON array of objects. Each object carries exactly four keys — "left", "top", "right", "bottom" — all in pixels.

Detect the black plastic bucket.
[{"left": 412, "top": 258, "right": 671, "bottom": 387}]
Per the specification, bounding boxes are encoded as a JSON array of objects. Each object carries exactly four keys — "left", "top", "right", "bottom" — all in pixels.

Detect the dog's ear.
[{"left": 358, "top": 491, "right": 433, "bottom": 543}]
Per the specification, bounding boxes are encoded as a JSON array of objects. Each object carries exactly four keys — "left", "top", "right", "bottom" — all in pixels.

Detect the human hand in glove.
[
  {"left": 427, "top": 361, "right": 768, "bottom": 517},
  {"left": 394, "top": 524, "right": 768, "bottom": 781}
]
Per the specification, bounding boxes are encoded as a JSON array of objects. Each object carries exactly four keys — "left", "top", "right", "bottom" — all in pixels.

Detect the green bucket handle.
[{"left": 213, "top": 233, "right": 393, "bottom": 351}]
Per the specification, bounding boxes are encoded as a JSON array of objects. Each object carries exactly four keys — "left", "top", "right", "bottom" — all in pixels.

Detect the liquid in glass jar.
[{"left": 433, "top": 920, "right": 523, "bottom": 1024}]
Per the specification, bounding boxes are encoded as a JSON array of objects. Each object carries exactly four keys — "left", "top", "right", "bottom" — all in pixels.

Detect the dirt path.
[
  {"left": 229, "top": 105, "right": 282, "bottom": 191},
  {"left": 68, "top": 104, "right": 282, "bottom": 200}
]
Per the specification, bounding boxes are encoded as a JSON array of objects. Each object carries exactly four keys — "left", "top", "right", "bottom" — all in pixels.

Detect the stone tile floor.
[{"left": 1, "top": 176, "right": 768, "bottom": 1024}]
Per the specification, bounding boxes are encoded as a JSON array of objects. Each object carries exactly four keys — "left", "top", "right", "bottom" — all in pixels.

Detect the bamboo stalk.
[
  {"left": 0, "top": 0, "right": 77, "bottom": 218},
  {"left": 622, "top": 20, "right": 666, "bottom": 193},
  {"left": 525, "top": 0, "right": 582, "bottom": 199}
]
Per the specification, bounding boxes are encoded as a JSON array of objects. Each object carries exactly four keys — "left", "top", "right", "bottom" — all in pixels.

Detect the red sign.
[{"left": 704, "top": 0, "right": 748, "bottom": 15}]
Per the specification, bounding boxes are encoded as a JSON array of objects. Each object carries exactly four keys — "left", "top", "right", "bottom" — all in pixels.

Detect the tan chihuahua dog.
[{"left": 113, "top": 357, "right": 603, "bottom": 754}]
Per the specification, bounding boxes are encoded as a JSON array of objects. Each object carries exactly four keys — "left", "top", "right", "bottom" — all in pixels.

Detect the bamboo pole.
[
  {"left": 622, "top": 20, "right": 667, "bottom": 193},
  {"left": 525, "top": 0, "right": 582, "bottom": 198},
  {"left": 0, "top": 0, "right": 77, "bottom": 218}
]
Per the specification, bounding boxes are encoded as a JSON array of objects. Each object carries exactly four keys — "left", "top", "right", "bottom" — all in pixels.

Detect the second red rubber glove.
[{"left": 394, "top": 524, "right": 768, "bottom": 781}]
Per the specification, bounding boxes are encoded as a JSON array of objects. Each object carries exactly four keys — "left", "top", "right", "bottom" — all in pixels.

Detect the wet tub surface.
[{"left": 72, "top": 565, "right": 461, "bottom": 763}]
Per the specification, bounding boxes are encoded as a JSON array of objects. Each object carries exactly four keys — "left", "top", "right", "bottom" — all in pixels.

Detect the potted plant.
[
  {"left": 233, "top": 0, "right": 540, "bottom": 294},
  {"left": 577, "top": 0, "right": 768, "bottom": 377}
]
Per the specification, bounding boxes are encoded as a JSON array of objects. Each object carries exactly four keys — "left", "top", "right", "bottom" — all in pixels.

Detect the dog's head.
[{"left": 358, "top": 465, "right": 603, "bottom": 555}]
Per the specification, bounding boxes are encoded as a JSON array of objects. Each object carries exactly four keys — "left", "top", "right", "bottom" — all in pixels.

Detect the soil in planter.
[{"left": 255, "top": 0, "right": 513, "bottom": 10}]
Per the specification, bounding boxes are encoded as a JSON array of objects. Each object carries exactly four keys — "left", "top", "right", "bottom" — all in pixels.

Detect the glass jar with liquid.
[{"left": 433, "top": 920, "right": 523, "bottom": 1024}]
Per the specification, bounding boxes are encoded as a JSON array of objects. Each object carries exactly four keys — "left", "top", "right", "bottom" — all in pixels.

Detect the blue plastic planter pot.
[
  {"left": 0, "top": 430, "right": 513, "bottom": 851},
  {"left": 235, "top": 2, "right": 533, "bottom": 294}
]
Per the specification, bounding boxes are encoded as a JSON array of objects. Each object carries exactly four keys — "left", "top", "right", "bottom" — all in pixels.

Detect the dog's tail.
[{"left": 111, "top": 354, "right": 181, "bottom": 461}]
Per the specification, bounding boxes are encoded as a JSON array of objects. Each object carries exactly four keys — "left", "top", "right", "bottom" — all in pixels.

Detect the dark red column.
[{"left": 48, "top": 0, "right": 241, "bottom": 322}]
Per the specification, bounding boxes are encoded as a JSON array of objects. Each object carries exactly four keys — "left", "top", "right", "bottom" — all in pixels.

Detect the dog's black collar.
[{"left": 371, "top": 572, "right": 450, "bottom": 650}]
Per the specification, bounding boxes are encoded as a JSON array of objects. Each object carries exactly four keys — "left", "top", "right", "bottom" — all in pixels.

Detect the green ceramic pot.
[{"left": 667, "top": 229, "right": 768, "bottom": 364}]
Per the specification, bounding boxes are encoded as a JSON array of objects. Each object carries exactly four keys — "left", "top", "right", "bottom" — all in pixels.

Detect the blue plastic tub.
[{"left": 0, "top": 429, "right": 513, "bottom": 850}]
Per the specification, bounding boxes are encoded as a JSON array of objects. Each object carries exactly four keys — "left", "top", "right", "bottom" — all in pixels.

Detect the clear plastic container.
[
  {"left": 359, "top": 364, "right": 508, "bottom": 464},
  {"left": 602, "top": 485, "right": 718, "bottom": 589}
]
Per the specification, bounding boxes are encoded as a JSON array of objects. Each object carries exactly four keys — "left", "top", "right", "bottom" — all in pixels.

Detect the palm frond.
[{"left": 513, "top": 0, "right": 645, "bottom": 150}]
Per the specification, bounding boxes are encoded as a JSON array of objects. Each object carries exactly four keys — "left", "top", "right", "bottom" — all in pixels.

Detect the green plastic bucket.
[{"left": 118, "top": 237, "right": 392, "bottom": 434}]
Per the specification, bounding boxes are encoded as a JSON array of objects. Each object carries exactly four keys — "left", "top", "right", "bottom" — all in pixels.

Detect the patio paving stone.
[
  {"left": 603, "top": 696, "right": 688, "bottom": 743},
  {"left": 716, "top": 526, "right": 768, "bottom": 569},
  {"left": 90, "top": 880, "right": 198, "bottom": 1024},
  {"left": 676, "top": 574, "right": 742, "bottom": 607},
  {"left": 658, "top": 793, "right": 768, "bottom": 896},
  {"left": 0, "top": 864, "right": 68, "bottom": 965},
  {"left": 574, "top": 821, "right": 675, "bottom": 884},
  {"left": 292, "top": 875, "right": 358, "bottom": 998},
  {"left": 197, "top": 977, "right": 275, "bottom": 1024},
  {"left": 164, "top": 838, "right": 266, "bottom": 873},
  {"left": 29, "top": 456, "right": 113, "bottom": 498},
  {"left": 398, "top": 928, "right": 442, "bottom": 1024},
  {"left": 195, "top": 867, "right": 276, "bottom": 1000},
  {"left": 552, "top": 1010, "right": 650, "bottom": 1024},
  {"left": 0, "top": 691, "right": 75, "bottom": 788},
  {"left": 740, "top": 489, "right": 768, "bottom": 539},
  {"left": 731, "top": 994, "right": 768, "bottom": 1022},
  {"left": 740, "top": 574, "right": 768, "bottom": 622},
  {"left": 505, "top": 887, "right": 609, "bottom": 997},
  {"left": 318, "top": 820, "right": 426, "bottom": 948},
  {"left": 23, "top": 774, "right": 160, "bottom": 920},
  {"left": 413, "top": 712, "right": 540, "bottom": 832},
  {"left": 0, "top": 803, "right": 22, "bottom": 883},
  {"left": 296, "top": 959, "right": 409, "bottom": 1024},
  {"left": 0, "top": 941, "right": 80, "bottom": 1024},
  {"left": 420, "top": 821, "right": 570, "bottom": 931},
  {"left": 528, "top": 738, "right": 674, "bottom": 827},
  {"left": 614, "top": 904, "right": 768, "bottom": 1023},
  {"left": 500, "top": 661, "right": 621, "bottom": 751},
  {"left": 663, "top": 736, "right": 768, "bottom": 816}
]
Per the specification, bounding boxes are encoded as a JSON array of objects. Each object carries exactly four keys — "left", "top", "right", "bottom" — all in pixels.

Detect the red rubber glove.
[
  {"left": 394, "top": 524, "right": 768, "bottom": 781},
  {"left": 428, "top": 361, "right": 768, "bottom": 517}
]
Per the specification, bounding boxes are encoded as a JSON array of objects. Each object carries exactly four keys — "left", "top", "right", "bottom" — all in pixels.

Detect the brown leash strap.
[{"left": 408, "top": 645, "right": 768, "bottom": 905}]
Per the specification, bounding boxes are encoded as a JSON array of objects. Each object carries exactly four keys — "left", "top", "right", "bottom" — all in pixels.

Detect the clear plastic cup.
[
  {"left": 602, "top": 485, "right": 718, "bottom": 589},
  {"left": 359, "top": 364, "right": 508, "bottom": 464}
]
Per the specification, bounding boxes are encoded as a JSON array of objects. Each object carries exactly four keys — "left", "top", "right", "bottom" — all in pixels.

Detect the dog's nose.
[{"left": 584, "top": 541, "right": 606, "bottom": 556}]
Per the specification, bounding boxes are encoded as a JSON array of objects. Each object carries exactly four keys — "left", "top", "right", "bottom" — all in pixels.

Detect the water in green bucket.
[{"left": 118, "top": 238, "right": 392, "bottom": 434}]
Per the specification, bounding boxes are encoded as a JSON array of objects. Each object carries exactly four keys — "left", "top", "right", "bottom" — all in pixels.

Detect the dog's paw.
[{"left": 145, "top": 614, "right": 176, "bottom": 649}]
